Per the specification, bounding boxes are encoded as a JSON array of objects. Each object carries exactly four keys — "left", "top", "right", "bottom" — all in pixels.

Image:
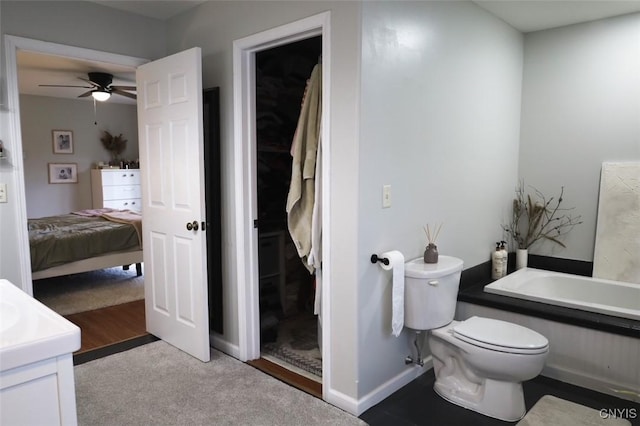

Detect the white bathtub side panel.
[{"left": 456, "top": 302, "right": 640, "bottom": 402}]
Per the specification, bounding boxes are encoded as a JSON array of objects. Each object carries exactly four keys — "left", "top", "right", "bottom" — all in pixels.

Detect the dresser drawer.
[
  {"left": 103, "top": 198, "right": 141, "bottom": 212},
  {"left": 103, "top": 185, "right": 141, "bottom": 200},
  {"left": 101, "top": 170, "right": 141, "bottom": 186}
]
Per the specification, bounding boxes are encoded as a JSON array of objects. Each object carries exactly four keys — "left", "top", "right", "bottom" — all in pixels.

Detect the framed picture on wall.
[
  {"left": 52, "top": 130, "right": 73, "bottom": 154},
  {"left": 48, "top": 163, "right": 78, "bottom": 184}
]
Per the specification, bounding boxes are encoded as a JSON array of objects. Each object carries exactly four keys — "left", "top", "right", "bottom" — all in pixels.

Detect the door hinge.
[{"left": 253, "top": 219, "right": 258, "bottom": 229}]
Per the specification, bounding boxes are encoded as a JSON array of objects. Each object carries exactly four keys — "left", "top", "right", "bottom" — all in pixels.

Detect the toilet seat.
[{"left": 453, "top": 317, "right": 549, "bottom": 355}]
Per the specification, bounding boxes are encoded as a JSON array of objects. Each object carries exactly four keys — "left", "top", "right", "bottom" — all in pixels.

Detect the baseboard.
[
  {"left": 325, "top": 386, "right": 360, "bottom": 415},
  {"left": 351, "top": 356, "right": 433, "bottom": 416},
  {"left": 210, "top": 332, "right": 240, "bottom": 359},
  {"left": 210, "top": 333, "right": 434, "bottom": 416},
  {"left": 542, "top": 364, "right": 640, "bottom": 403}
]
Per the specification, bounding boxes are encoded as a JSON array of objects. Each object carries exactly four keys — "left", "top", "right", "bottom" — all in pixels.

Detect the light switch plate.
[
  {"left": 382, "top": 184, "right": 391, "bottom": 208},
  {"left": 0, "top": 183, "right": 7, "bottom": 203}
]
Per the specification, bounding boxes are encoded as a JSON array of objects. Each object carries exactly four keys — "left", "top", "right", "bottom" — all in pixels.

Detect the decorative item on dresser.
[
  {"left": 100, "top": 130, "right": 127, "bottom": 165},
  {"left": 91, "top": 168, "right": 141, "bottom": 212}
]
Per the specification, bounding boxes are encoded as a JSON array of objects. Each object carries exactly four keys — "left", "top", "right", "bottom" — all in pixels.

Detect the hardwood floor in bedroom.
[{"left": 65, "top": 299, "right": 157, "bottom": 365}]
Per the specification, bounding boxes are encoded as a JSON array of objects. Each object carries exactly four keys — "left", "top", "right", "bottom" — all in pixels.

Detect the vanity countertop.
[{"left": 0, "top": 279, "right": 80, "bottom": 371}]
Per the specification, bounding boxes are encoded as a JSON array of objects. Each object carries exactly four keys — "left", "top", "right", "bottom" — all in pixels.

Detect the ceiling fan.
[{"left": 39, "top": 72, "right": 136, "bottom": 101}]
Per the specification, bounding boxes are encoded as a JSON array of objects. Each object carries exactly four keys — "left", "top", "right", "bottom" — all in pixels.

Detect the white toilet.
[{"left": 404, "top": 256, "right": 549, "bottom": 422}]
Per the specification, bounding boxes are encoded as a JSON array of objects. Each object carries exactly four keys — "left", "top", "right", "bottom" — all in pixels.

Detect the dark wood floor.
[
  {"left": 248, "top": 357, "right": 322, "bottom": 399},
  {"left": 64, "top": 299, "right": 157, "bottom": 364}
]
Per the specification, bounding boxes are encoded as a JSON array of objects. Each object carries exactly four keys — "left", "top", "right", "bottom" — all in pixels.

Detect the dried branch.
[
  {"left": 502, "top": 182, "right": 582, "bottom": 250},
  {"left": 100, "top": 130, "right": 127, "bottom": 160}
]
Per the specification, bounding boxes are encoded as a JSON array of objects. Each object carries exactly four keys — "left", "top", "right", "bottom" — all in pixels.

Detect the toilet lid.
[{"left": 453, "top": 317, "right": 548, "bottom": 354}]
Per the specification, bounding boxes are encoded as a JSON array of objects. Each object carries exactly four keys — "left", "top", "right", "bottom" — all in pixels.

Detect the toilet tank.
[{"left": 404, "top": 256, "right": 464, "bottom": 331}]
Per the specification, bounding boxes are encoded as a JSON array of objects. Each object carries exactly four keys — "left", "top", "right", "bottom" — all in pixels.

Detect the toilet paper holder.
[{"left": 370, "top": 254, "right": 390, "bottom": 266}]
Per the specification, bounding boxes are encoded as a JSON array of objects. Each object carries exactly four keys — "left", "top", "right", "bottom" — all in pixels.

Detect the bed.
[{"left": 29, "top": 209, "right": 143, "bottom": 280}]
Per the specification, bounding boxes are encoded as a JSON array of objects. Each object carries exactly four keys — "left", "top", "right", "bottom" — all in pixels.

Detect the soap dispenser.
[
  {"left": 491, "top": 243, "right": 501, "bottom": 280},
  {"left": 500, "top": 241, "right": 508, "bottom": 277}
]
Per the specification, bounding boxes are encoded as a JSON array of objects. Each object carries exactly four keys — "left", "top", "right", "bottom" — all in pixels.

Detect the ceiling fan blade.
[
  {"left": 112, "top": 89, "right": 137, "bottom": 100},
  {"left": 39, "top": 84, "right": 93, "bottom": 88},
  {"left": 78, "top": 90, "right": 93, "bottom": 98},
  {"left": 111, "top": 85, "right": 136, "bottom": 91},
  {"left": 78, "top": 77, "right": 101, "bottom": 88}
]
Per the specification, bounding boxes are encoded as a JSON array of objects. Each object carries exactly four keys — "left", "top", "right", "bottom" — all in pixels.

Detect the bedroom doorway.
[
  {"left": 5, "top": 36, "right": 212, "bottom": 362},
  {"left": 8, "top": 38, "right": 149, "bottom": 356}
]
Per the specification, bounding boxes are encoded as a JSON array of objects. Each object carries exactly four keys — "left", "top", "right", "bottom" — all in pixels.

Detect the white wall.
[
  {"left": 519, "top": 13, "right": 640, "bottom": 261},
  {"left": 358, "top": 1, "right": 523, "bottom": 396},
  {"left": 20, "top": 95, "right": 138, "bottom": 217},
  {"left": 0, "top": 0, "right": 163, "bottom": 286}
]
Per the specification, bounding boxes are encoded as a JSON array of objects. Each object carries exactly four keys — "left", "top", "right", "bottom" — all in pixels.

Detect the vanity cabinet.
[
  {"left": 0, "top": 279, "right": 81, "bottom": 426},
  {"left": 91, "top": 168, "right": 141, "bottom": 212}
]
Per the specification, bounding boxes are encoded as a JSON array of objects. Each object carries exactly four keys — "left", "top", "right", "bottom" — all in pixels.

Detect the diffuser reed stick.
[{"left": 424, "top": 223, "right": 442, "bottom": 245}]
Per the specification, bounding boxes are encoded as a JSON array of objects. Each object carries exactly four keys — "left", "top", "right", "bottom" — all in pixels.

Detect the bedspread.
[{"left": 28, "top": 213, "right": 140, "bottom": 272}]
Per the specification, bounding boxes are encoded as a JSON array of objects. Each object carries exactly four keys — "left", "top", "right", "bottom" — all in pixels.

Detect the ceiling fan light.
[{"left": 92, "top": 90, "right": 111, "bottom": 102}]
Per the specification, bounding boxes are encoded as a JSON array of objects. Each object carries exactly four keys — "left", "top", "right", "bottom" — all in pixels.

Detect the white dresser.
[{"left": 91, "top": 168, "right": 142, "bottom": 212}]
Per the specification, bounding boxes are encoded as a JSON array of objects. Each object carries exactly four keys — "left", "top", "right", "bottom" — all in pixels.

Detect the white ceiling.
[
  {"left": 17, "top": 1, "right": 640, "bottom": 104},
  {"left": 88, "top": 0, "right": 206, "bottom": 21},
  {"left": 473, "top": 0, "right": 640, "bottom": 33}
]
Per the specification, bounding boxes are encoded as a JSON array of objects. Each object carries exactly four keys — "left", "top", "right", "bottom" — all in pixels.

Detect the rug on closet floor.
[{"left": 262, "top": 314, "right": 322, "bottom": 377}]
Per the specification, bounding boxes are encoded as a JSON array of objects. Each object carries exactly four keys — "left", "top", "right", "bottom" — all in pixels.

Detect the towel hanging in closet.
[{"left": 286, "top": 63, "right": 322, "bottom": 274}]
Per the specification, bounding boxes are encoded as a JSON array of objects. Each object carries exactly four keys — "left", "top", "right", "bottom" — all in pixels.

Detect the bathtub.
[
  {"left": 455, "top": 268, "right": 639, "bottom": 403},
  {"left": 484, "top": 268, "right": 639, "bottom": 321}
]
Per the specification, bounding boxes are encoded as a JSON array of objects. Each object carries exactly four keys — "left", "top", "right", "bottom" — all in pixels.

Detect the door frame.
[
  {"left": 232, "top": 11, "right": 332, "bottom": 394},
  {"left": 3, "top": 35, "right": 147, "bottom": 295}
]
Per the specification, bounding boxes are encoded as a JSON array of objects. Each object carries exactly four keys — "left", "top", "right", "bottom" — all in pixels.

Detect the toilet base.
[{"left": 433, "top": 376, "right": 526, "bottom": 422}]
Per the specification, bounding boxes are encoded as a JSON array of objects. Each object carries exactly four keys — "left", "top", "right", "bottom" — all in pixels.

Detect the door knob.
[{"left": 186, "top": 220, "right": 199, "bottom": 231}]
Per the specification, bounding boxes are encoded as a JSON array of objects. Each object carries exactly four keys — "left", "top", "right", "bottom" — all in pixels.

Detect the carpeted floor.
[
  {"left": 74, "top": 341, "right": 364, "bottom": 426},
  {"left": 33, "top": 266, "right": 144, "bottom": 315}
]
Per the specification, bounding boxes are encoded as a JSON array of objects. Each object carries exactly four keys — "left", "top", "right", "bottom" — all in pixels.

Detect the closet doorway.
[{"left": 254, "top": 36, "right": 323, "bottom": 391}]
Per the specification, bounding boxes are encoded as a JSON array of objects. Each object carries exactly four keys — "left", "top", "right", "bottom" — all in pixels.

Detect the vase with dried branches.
[
  {"left": 100, "top": 130, "right": 127, "bottom": 165},
  {"left": 502, "top": 182, "right": 582, "bottom": 268},
  {"left": 423, "top": 223, "right": 442, "bottom": 264}
]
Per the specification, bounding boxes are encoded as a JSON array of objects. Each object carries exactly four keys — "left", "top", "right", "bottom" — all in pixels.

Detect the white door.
[{"left": 137, "top": 47, "right": 210, "bottom": 362}]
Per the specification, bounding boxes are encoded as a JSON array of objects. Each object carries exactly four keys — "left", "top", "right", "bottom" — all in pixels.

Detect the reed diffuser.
[{"left": 423, "top": 223, "right": 442, "bottom": 264}]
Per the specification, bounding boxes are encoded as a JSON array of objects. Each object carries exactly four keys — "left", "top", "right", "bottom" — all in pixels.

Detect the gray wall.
[
  {"left": 519, "top": 13, "right": 640, "bottom": 261},
  {"left": 20, "top": 95, "right": 138, "bottom": 217},
  {"left": 358, "top": 0, "right": 523, "bottom": 398},
  {"left": 1, "top": 1, "right": 166, "bottom": 59}
]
